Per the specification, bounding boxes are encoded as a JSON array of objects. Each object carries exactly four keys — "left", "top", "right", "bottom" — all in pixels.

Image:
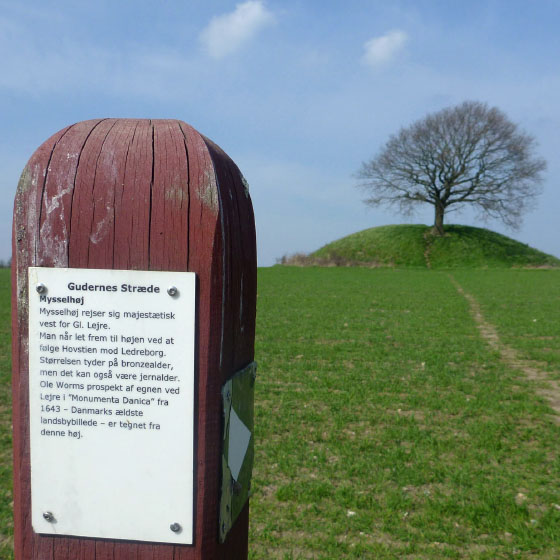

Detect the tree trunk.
[{"left": 432, "top": 204, "right": 445, "bottom": 236}]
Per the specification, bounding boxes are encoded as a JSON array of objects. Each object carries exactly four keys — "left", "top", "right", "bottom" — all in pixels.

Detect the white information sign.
[{"left": 28, "top": 267, "right": 196, "bottom": 544}]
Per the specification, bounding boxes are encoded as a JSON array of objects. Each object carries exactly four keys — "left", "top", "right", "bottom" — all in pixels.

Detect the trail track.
[
  {"left": 449, "top": 274, "right": 560, "bottom": 424},
  {"left": 423, "top": 231, "right": 433, "bottom": 269}
]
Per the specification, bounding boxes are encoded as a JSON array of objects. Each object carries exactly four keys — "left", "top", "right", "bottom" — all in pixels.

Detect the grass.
[
  {"left": 1, "top": 267, "right": 560, "bottom": 558},
  {"left": 453, "top": 270, "right": 560, "bottom": 380},
  {"left": 311, "top": 224, "right": 428, "bottom": 267},
  {"left": 0, "top": 268, "right": 12, "bottom": 559},
  {"left": 306, "top": 225, "right": 560, "bottom": 269},
  {"left": 250, "top": 267, "right": 560, "bottom": 559}
]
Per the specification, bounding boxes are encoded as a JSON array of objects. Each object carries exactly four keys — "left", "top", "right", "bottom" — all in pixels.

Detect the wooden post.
[{"left": 12, "top": 119, "right": 257, "bottom": 559}]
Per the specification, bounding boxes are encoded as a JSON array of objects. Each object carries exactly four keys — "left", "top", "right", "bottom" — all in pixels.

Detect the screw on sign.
[{"left": 12, "top": 119, "right": 257, "bottom": 559}]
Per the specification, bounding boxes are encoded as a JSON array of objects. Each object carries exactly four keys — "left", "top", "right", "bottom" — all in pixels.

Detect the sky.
[{"left": 1, "top": 0, "right": 559, "bottom": 266}]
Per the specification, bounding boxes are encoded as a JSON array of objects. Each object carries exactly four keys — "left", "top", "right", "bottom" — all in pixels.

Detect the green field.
[
  {"left": 251, "top": 267, "right": 560, "bottom": 559},
  {"left": 1, "top": 267, "right": 560, "bottom": 558},
  {"left": 308, "top": 225, "right": 560, "bottom": 269},
  {"left": 0, "top": 269, "right": 12, "bottom": 558}
]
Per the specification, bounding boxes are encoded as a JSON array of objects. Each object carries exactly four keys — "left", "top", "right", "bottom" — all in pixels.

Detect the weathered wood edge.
[{"left": 12, "top": 119, "right": 257, "bottom": 560}]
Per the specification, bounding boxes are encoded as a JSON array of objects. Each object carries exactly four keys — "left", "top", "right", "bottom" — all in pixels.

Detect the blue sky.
[{"left": 1, "top": 0, "right": 559, "bottom": 266}]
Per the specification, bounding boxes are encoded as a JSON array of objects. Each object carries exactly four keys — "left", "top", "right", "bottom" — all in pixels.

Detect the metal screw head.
[
  {"left": 167, "top": 286, "right": 178, "bottom": 296},
  {"left": 36, "top": 283, "right": 47, "bottom": 294},
  {"left": 170, "top": 522, "right": 182, "bottom": 533},
  {"left": 43, "top": 511, "right": 55, "bottom": 522}
]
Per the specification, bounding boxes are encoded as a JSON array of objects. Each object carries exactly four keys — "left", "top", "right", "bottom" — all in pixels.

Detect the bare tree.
[{"left": 357, "top": 101, "right": 547, "bottom": 235}]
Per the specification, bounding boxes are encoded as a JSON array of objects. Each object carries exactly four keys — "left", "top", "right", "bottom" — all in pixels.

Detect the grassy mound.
[{"left": 300, "top": 224, "right": 560, "bottom": 268}]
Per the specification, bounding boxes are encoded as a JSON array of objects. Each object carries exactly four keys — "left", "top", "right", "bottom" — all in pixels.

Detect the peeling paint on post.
[{"left": 12, "top": 119, "right": 257, "bottom": 560}]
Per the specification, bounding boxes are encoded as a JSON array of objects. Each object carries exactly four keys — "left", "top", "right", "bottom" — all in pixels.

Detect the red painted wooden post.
[{"left": 12, "top": 119, "right": 257, "bottom": 560}]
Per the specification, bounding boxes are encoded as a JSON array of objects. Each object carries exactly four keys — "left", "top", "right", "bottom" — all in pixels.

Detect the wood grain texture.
[{"left": 12, "top": 119, "right": 257, "bottom": 560}]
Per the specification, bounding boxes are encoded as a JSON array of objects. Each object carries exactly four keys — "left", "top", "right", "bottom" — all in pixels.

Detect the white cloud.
[
  {"left": 362, "top": 29, "right": 408, "bottom": 67},
  {"left": 200, "top": 1, "right": 274, "bottom": 59}
]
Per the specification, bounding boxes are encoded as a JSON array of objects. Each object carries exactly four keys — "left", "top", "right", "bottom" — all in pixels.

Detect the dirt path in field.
[
  {"left": 449, "top": 274, "right": 560, "bottom": 423},
  {"left": 423, "top": 231, "right": 433, "bottom": 269}
]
